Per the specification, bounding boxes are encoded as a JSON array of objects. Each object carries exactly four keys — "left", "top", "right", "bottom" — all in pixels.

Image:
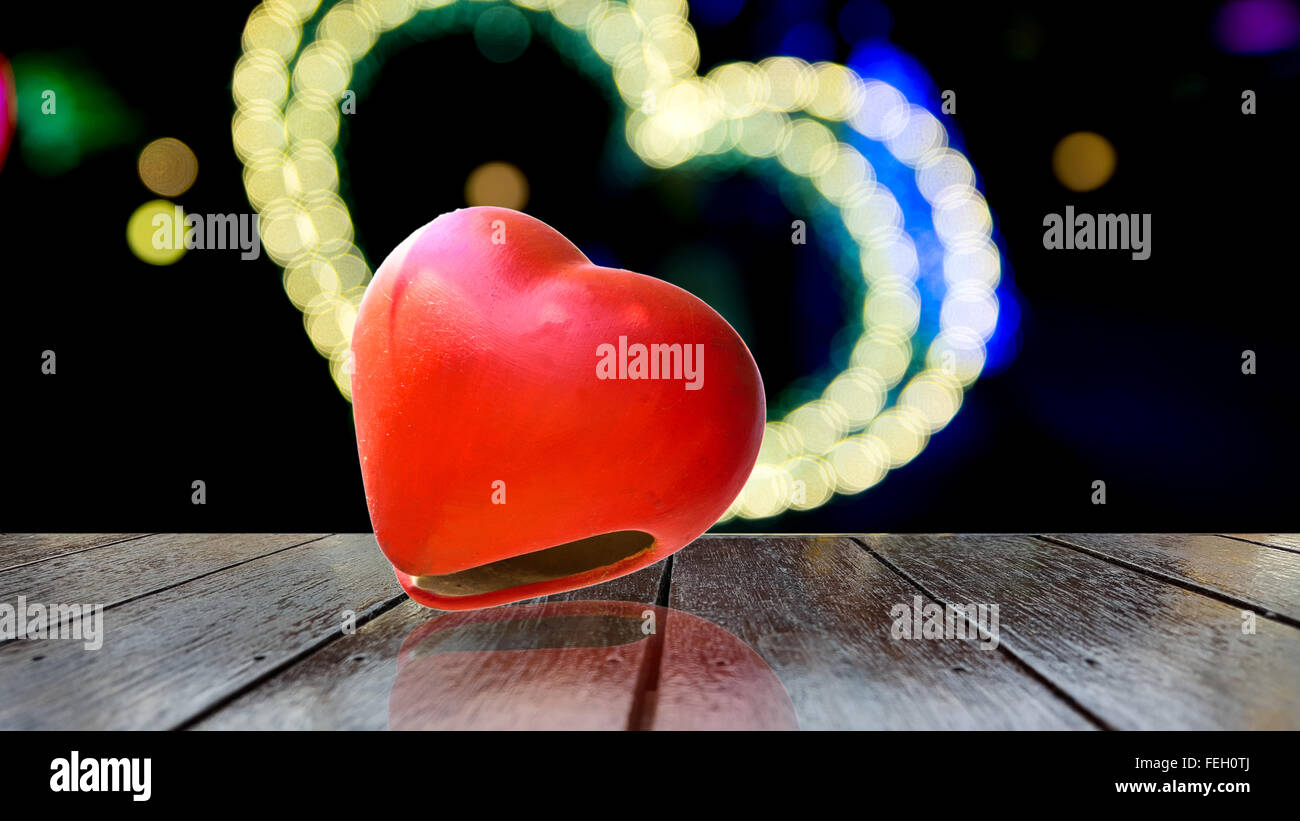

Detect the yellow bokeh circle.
[
  {"left": 234, "top": 0, "right": 1004, "bottom": 521},
  {"left": 127, "top": 199, "right": 187, "bottom": 266},
  {"left": 1052, "top": 130, "right": 1116, "bottom": 192}
]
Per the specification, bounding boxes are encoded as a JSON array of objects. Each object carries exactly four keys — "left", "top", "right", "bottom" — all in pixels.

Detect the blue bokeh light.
[
  {"left": 779, "top": 21, "right": 837, "bottom": 62},
  {"left": 843, "top": 40, "right": 1021, "bottom": 378},
  {"left": 690, "top": 0, "right": 747, "bottom": 27}
]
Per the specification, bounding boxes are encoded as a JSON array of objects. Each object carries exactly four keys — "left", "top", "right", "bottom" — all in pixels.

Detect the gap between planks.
[
  {"left": 0, "top": 534, "right": 333, "bottom": 649},
  {"left": 172, "top": 590, "right": 409, "bottom": 730},
  {"left": 1034, "top": 534, "right": 1300, "bottom": 630},
  {"left": 0, "top": 534, "right": 156, "bottom": 574},
  {"left": 190, "top": 546, "right": 673, "bottom": 731},
  {"left": 849, "top": 536, "right": 1111, "bottom": 730},
  {"left": 625, "top": 553, "right": 674, "bottom": 731},
  {"left": 1216, "top": 534, "right": 1300, "bottom": 556},
  {"left": 857, "top": 533, "right": 1300, "bottom": 729}
]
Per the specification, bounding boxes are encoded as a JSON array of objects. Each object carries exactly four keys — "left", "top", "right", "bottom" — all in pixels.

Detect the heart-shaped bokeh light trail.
[{"left": 232, "top": 0, "right": 1005, "bottom": 521}]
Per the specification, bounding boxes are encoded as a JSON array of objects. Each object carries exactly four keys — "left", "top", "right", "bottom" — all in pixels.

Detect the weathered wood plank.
[
  {"left": 0, "top": 534, "right": 394, "bottom": 730},
  {"left": 1225, "top": 534, "right": 1300, "bottom": 554},
  {"left": 861, "top": 534, "right": 1300, "bottom": 729},
  {"left": 0, "top": 534, "right": 148, "bottom": 571},
  {"left": 667, "top": 535, "right": 1093, "bottom": 730},
  {"left": 0, "top": 534, "right": 328, "bottom": 629},
  {"left": 194, "top": 562, "right": 669, "bottom": 730},
  {"left": 1044, "top": 534, "right": 1300, "bottom": 623}
]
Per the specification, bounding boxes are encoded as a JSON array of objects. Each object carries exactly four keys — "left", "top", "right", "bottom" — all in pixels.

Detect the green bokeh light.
[
  {"left": 474, "top": 6, "right": 531, "bottom": 64},
  {"left": 12, "top": 53, "right": 139, "bottom": 175}
]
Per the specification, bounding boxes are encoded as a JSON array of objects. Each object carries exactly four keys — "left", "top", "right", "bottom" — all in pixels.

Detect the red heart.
[{"left": 352, "top": 207, "right": 764, "bottom": 610}]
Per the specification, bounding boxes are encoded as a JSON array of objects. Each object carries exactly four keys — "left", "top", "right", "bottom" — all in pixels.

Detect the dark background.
[{"left": 1, "top": 0, "right": 1296, "bottom": 532}]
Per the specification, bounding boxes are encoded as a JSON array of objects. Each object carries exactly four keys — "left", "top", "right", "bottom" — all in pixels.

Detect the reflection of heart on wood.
[
  {"left": 388, "top": 600, "right": 798, "bottom": 731},
  {"left": 352, "top": 207, "right": 765, "bottom": 609}
]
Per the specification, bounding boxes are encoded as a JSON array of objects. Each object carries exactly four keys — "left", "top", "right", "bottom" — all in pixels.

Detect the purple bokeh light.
[{"left": 1216, "top": 0, "right": 1300, "bottom": 54}]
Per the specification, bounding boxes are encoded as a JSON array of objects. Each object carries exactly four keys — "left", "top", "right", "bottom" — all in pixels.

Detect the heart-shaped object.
[
  {"left": 236, "top": 0, "right": 1008, "bottom": 524},
  {"left": 351, "top": 207, "right": 764, "bottom": 609}
]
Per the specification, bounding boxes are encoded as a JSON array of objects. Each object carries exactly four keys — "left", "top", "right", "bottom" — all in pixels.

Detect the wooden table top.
[{"left": 1, "top": 533, "right": 1297, "bottom": 730}]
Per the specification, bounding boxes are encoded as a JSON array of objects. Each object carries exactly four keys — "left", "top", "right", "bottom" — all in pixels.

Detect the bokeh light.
[
  {"left": 465, "top": 160, "right": 530, "bottom": 210},
  {"left": 127, "top": 199, "right": 187, "bottom": 266},
  {"left": 780, "top": 21, "right": 836, "bottom": 63},
  {"left": 0, "top": 53, "right": 15, "bottom": 172},
  {"left": 235, "top": 0, "right": 1010, "bottom": 521},
  {"left": 11, "top": 53, "right": 139, "bottom": 175},
  {"left": 1004, "top": 17, "right": 1044, "bottom": 61},
  {"left": 137, "top": 137, "right": 199, "bottom": 196},
  {"left": 1216, "top": 0, "right": 1300, "bottom": 54},
  {"left": 691, "top": 0, "right": 746, "bottom": 27},
  {"left": 1051, "top": 131, "right": 1116, "bottom": 192},
  {"left": 475, "top": 5, "right": 532, "bottom": 62}
]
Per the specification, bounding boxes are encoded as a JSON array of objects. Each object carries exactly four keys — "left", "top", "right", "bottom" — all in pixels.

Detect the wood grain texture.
[
  {"left": 194, "top": 562, "right": 668, "bottom": 730},
  {"left": 0, "top": 534, "right": 328, "bottom": 630},
  {"left": 7, "top": 533, "right": 1298, "bottom": 731},
  {"left": 0, "top": 534, "right": 148, "bottom": 571},
  {"left": 1044, "top": 534, "right": 1300, "bottom": 623},
  {"left": 861, "top": 534, "right": 1300, "bottom": 729},
  {"left": 0, "top": 534, "right": 394, "bottom": 730},
  {"left": 1226, "top": 534, "right": 1300, "bottom": 554},
  {"left": 667, "top": 535, "right": 1092, "bottom": 730}
]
